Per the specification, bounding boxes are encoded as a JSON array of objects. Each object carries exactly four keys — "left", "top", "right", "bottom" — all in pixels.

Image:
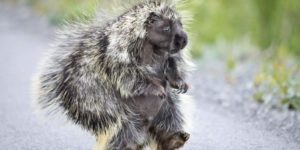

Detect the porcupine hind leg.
[
  {"left": 149, "top": 93, "right": 190, "bottom": 150},
  {"left": 107, "top": 115, "right": 146, "bottom": 150}
]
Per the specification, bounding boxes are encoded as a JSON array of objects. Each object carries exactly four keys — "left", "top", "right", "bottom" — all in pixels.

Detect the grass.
[
  {"left": 26, "top": 0, "right": 99, "bottom": 25},
  {"left": 253, "top": 48, "right": 300, "bottom": 110}
]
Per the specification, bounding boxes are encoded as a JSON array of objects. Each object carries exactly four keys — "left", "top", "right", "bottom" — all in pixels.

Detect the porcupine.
[{"left": 32, "top": 0, "right": 192, "bottom": 149}]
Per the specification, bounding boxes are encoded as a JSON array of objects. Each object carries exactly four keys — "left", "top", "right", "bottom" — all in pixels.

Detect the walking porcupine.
[{"left": 32, "top": 0, "right": 193, "bottom": 149}]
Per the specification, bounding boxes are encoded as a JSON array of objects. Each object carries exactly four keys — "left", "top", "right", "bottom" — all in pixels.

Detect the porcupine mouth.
[
  {"left": 170, "top": 48, "right": 181, "bottom": 54},
  {"left": 169, "top": 42, "right": 183, "bottom": 54}
]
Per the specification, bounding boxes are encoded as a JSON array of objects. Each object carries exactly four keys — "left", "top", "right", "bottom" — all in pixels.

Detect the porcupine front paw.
[
  {"left": 145, "top": 78, "right": 166, "bottom": 99},
  {"left": 147, "top": 83, "right": 166, "bottom": 99},
  {"left": 169, "top": 78, "right": 189, "bottom": 94}
]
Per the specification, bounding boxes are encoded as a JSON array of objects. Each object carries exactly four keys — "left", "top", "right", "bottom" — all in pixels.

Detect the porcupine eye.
[{"left": 162, "top": 26, "right": 171, "bottom": 33}]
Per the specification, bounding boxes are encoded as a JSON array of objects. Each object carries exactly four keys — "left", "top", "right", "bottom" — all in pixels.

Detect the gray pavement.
[{"left": 0, "top": 4, "right": 300, "bottom": 150}]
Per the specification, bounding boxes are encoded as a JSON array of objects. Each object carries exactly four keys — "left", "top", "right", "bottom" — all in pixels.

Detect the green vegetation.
[
  {"left": 23, "top": 0, "right": 300, "bottom": 56},
  {"left": 186, "top": 0, "right": 300, "bottom": 57},
  {"left": 26, "top": 0, "right": 99, "bottom": 25},
  {"left": 186, "top": 0, "right": 300, "bottom": 111},
  {"left": 20, "top": 0, "right": 300, "bottom": 111},
  {"left": 253, "top": 49, "right": 300, "bottom": 110}
]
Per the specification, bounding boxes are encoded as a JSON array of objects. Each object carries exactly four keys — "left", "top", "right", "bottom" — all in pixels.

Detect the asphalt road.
[{"left": 0, "top": 4, "right": 300, "bottom": 150}]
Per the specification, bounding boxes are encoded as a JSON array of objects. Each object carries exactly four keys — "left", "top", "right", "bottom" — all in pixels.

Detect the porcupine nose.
[{"left": 174, "top": 32, "right": 188, "bottom": 50}]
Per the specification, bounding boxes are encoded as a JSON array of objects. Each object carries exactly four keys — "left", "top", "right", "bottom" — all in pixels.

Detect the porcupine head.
[{"left": 103, "top": 0, "right": 189, "bottom": 65}]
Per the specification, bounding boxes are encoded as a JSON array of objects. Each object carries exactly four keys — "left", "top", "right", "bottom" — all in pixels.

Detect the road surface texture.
[{"left": 0, "top": 3, "right": 300, "bottom": 150}]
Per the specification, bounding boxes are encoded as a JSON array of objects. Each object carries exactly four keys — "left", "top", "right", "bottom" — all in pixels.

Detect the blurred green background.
[
  {"left": 16, "top": 0, "right": 300, "bottom": 57},
  {"left": 7, "top": 0, "right": 300, "bottom": 110}
]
